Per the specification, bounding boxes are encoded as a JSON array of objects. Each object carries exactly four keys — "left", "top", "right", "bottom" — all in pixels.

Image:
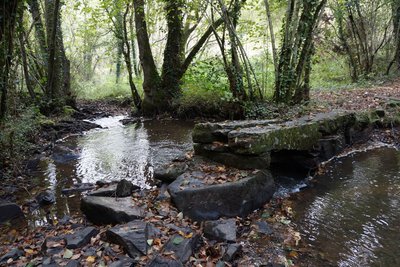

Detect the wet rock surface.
[
  {"left": 116, "top": 179, "right": 138, "bottom": 197},
  {"left": 35, "top": 190, "right": 56, "bottom": 206},
  {"left": 154, "top": 162, "right": 188, "bottom": 183},
  {"left": 81, "top": 196, "right": 145, "bottom": 225},
  {"left": 61, "top": 183, "right": 96, "bottom": 196},
  {"left": 0, "top": 248, "right": 23, "bottom": 264},
  {"left": 168, "top": 170, "right": 275, "bottom": 221}
]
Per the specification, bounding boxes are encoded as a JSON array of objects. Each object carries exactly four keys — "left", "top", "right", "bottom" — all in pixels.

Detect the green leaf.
[
  {"left": 172, "top": 236, "right": 184, "bottom": 245},
  {"left": 63, "top": 249, "right": 73, "bottom": 259}
]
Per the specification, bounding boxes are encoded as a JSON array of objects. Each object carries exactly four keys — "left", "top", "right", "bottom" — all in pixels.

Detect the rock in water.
[
  {"left": 116, "top": 179, "right": 137, "bottom": 197},
  {"left": 36, "top": 190, "right": 56, "bottom": 206},
  {"left": 106, "top": 221, "right": 148, "bottom": 258},
  {"left": 204, "top": 219, "right": 237, "bottom": 242},
  {"left": 0, "top": 202, "right": 24, "bottom": 223},
  {"left": 65, "top": 227, "right": 99, "bottom": 249},
  {"left": 81, "top": 196, "right": 145, "bottom": 225},
  {"left": 154, "top": 162, "right": 188, "bottom": 183}
]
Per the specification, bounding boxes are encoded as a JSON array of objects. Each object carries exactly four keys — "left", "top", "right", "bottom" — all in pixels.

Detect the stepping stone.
[
  {"left": 65, "top": 227, "right": 99, "bottom": 249},
  {"left": 204, "top": 219, "right": 237, "bottom": 242},
  {"left": 81, "top": 196, "right": 145, "bottom": 225},
  {"left": 106, "top": 221, "right": 148, "bottom": 258},
  {"left": 154, "top": 162, "right": 188, "bottom": 183},
  {"left": 88, "top": 184, "right": 117, "bottom": 197}
]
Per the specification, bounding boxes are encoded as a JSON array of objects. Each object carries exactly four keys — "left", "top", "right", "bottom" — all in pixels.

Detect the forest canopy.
[{"left": 0, "top": 0, "right": 399, "bottom": 119}]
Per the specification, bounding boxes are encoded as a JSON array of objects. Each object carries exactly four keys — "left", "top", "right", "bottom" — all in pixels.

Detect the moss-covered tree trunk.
[
  {"left": 274, "top": 0, "right": 326, "bottom": 104},
  {"left": 0, "top": 0, "right": 19, "bottom": 120}
]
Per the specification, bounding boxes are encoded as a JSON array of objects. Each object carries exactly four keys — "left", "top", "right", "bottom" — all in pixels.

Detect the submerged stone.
[{"left": 168, "top": 170, "right": 275, "bottom": 221}]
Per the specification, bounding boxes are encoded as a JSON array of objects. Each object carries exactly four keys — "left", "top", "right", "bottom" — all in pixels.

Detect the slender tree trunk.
[
  {"left": 27, "top": 0, "right": 47, "bottom": 64},
  {"left": 264, "top": 0, "right": 278, "bottom": 82},
  {"left": 122, "top": 4, "right": 141, "bottom": 109},
  {"left": 18, "top": 12, "right": 36, "bottom": 100},
  {"left": 0, "top": 0, "right": 19, "bottom": 120},
  {"left": 129, "top": 7, "right": 139, "bottom": 76}
]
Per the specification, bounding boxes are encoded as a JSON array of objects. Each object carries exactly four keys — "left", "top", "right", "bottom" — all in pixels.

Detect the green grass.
[{"left": 74, "top": 75, "right": 141, "bottom": 100}]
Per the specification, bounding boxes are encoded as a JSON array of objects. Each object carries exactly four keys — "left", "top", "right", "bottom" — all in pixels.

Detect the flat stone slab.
[
  {"left": 106, "top": 221, "right": 148, "bottom": 258},
  {"left": 194, "top": 111, "right": 356, "bottom": 155},
  {"left": 88, "top": 184, "right": 118, "bottom": 197},
  {"left": 81, "top": 196, "right": 145, "bottom": 225},
  {"left": 168, "top": 170, "right": 275, "bottom": 221},
  {"left": 0, "top": 202, "right": 24, "bottom": 223},
  {"left": 146, "top": 256, "right": 183, "bottom": 267},
  {"left": 65, "top": 227, "right": 99, "bottom": 249}
]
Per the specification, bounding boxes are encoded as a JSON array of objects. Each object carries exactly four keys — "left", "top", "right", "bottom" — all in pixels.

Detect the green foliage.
[
  {"left": 0, "top": 107, "right": 42, "bottom": 175},
  {"left": 74, "top": 75, "right": 139, "bottom": 100},
  {"left": 311, "top": 54, "right": 351, "bottom": 90}
]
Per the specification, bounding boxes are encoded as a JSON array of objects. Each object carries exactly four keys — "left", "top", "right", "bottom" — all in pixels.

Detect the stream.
[
  {"left": 27, "top": 116, "right": 193, "bottom": 226},
  {"left": 293, "top": 147, "right": 400, "bottom": 266},
  {"left": 20, "top": 117, "right": 400, "bottom": 266}
]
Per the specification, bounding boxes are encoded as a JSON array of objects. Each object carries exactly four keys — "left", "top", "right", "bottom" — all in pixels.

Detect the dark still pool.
[{"left": 293, "top": 148, "right": 400, "bottom": 266}]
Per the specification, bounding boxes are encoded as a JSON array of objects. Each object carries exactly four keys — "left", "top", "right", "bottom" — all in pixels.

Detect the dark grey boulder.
[
  {"left": 154, "top": 162, "right": 188, "bottom": 183},
  {"left": 109, "top": 256, "right": 136, "bottom": 267},
  {"left": 120, "top": 118, "right": 140, "bottom": 126},
  {"left": 146, "top": 255, "right": 183, "bottom": 267},
  {"left": 162, "top": 234, "right": 200, "bottom": 263},
  {"left": 36, "top": 190, "right": 56, "bottom": 206},
  {"left": 223, "top": 243, "right": 242, "bottom": 262},
  {"left": 106, "top": 220, "right": 148, "bottom": 258},
  {"left": 204, "top": 219, "right": 237, "bottom": 242},
  {"left": 81, "top": 196, "right": 145, "bottom": 225},
  {"left": 65, "top": 227, "right": 99, "bottom": 249},
  {"left": 168, "top": 170, "right": 275, "bottom": 221},
  {"left": 88, "top": 184, "right": 117, "bottom": 197},
  {"left": 0, "top": 248, "right": 23, "bottom": 264},
  {"left": 0, "top": 202, "right": 24, "bottom": 223},
  {"left": 116, "top": 179, "right": 138, "bottom": 197}
]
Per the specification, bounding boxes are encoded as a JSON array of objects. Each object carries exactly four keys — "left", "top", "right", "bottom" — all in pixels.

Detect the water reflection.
[
  {"left": 26, "top": 117, "right": 193, "bottom": 224},
  {"left": 294, "top": 148, "right": 400, "bottom": 266}
]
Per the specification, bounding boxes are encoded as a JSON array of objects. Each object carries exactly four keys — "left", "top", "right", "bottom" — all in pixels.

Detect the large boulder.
[
  {"left": 81, "top": 196, "right": 145, "bottom": 225},
  {"left": 168, "top": 170, "right": 275, "bottom": 221},
  {"left": 64, "top": 227, "right": 99, "bottom": 249},
  {"left": 0, "top": 202, "right": 24, "bottom": 223}
]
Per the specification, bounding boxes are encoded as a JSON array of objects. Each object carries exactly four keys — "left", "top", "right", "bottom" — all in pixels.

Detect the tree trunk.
[
  {"left": 0, "top": 0, "right": 19, "bottom": 120},
  {"left": 122, "top": 4, "right": 142, "bottom": 109},
  {"left": 160, "top": 0, "right": 184, "bottom": 106},
  {"left": 133, "top": 0, "right": 161, "bottom": 114},
  {"left": 27, "top": 0, "right": 47, "bottom": 64}
]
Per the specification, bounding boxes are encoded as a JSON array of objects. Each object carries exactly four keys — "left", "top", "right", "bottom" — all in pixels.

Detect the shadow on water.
[
  {"left": 25, "top": 116, "right": 194, "bottom": 226},
  {"left": 293, "top": 147, "right": 400, "bottom": 266}
]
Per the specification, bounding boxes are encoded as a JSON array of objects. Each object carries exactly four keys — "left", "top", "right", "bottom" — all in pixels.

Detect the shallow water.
[
  {"left": 293, "top": 148, "right": 400, "bottom": 266},
  {"left": 27, "top": 117, "right": 193, "bottom": 225}
]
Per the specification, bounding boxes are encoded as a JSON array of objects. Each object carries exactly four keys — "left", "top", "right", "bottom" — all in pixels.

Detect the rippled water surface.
[
  {"left": 294, "top": 148, "right": 400, "bottom": 266},
  {"left": 28, "top": 117, "right": 193, "bottom": 223}
]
